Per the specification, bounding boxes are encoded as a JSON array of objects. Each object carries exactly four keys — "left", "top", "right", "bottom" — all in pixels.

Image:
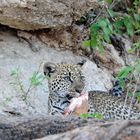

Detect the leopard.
[{"left": 43, "top": 61, "right": 140, "bottom": 119}]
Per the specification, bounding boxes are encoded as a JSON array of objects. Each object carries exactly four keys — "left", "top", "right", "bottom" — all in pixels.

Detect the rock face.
[
  {"left": 0, "top": 115, "right": 86, "bottom": 140},
  {"left": 0, "top": 115, "right": 140, "bottom": 140},
  {"left": 0, "top": 0, "right": 98, "bottom": 30},
  {"left": 38, "top": 120, "right": 140, "bottom": 140}
]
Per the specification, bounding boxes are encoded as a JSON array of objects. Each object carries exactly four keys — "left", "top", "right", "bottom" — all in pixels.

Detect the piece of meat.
[{"left": 64, "top": 93, "right": 88, "bottom": 116}]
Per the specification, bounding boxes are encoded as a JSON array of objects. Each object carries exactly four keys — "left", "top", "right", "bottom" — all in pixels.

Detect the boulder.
[
  {"left": 0, "top": 0, "right": 98, "bottom": 30},
  {"left": 0, "top": 115, "right": 139, "bottom": 140}
]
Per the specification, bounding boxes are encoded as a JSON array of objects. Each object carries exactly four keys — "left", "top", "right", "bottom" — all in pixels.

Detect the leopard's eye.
[
  {"left": 64, "top": 75, "right": 73, "bottom": 83},
  {"left": 63, "top": 75, "right": 70, "bottom": 80}
]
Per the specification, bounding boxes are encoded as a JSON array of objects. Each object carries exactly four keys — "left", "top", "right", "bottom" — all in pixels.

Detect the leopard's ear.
[
  {"left": 77, "top": 60, "right": 86, "bottom": 67},
  {"left": 43, "top": 62, "right": 56, "bottom": 77}
]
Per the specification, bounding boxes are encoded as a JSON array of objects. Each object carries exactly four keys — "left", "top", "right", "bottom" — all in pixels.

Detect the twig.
[
  {"left": 89, "top": 4, "right": 106, "bottom": 26},
  {"left": 16, "top": 70, "right": 26, "bottom": 95},
  {"left": 128, "top": 73, "right": 139, "bottom": 119},
  {"left": 24, "top": 61, "right": 44, "bottom": 101},
  {"left": 109, "top": 0, "right": 119, "bottom": 9}
]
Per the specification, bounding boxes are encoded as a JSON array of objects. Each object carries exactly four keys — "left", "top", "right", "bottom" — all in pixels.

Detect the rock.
[
  {"left": 17, "top": 30, "right": 41, "bottom": 52},
  {"left": 83, "top": 61, "right": 112, "bottom": 91},
  {"left": 0, "top": 115, "right": 140, "bottom": 140},
  {"left": 120, "top": 35, "right": 139, "bottom": 65},
  {"left": 110, "top": 34, "right": 140, "bottom": 66},
  {"left": 0, "top": 0, "right": 98, "bottom": 30},
  {"left": 94, "top": 43, "right": 125, "bottom": 74},
  {"left": 38, "top": 28, "right": 73, "bottom": 51},
  {"left": 36, "top": 120, "right": 140, "bottom": 140},
  {"left": 0, "top": 115, "right": 86, "bottom": 139}
]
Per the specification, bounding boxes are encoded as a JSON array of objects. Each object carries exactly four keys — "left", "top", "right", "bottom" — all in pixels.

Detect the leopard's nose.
[
  {"left": 75, "top": 84, "right": 84, "bottom": 94},
  {"left": 75, "top": 88, "right": 82, "bottom": 93},
  {"left": 73, "top": 80, "right": 85, "bottom": 94}
]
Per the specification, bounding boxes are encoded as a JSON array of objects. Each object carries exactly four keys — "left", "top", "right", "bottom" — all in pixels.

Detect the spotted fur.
[{"left": 88, "top": 91, "right": 140, "bottom": 120}]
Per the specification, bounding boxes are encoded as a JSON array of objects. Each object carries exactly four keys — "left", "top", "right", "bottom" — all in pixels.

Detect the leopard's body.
[
  {"left": 88, "top": 91, "right": 140, "bottom": 119},
  {"left": 44, "top": 61, "right": 140, "bottom": 119}
]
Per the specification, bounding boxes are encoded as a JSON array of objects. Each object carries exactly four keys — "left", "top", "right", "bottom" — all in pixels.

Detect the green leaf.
[
  {"left": 123, "top": 15, "right": 134, "bottom": 36},
  {"left": 82, "top": 40, "right": 91, "bottom": 48},
  {"left": 117, "top": 66, "right": 133, "bottom": 79},
  {"left": 113, "top": 20, "right": 124, "bottom": 33},
  {"left": 90, "top": 23, "right": 100, "bottom": 33},
  {"left": 105, "top": 0, "right": 112, "bottom": 4},
  {"left": 80, "top": 113, "right": 89, "bottom": 119},
  {"left": 80, "top": 113, "right": 103, "bottom": 119},
  {"left": 10, "top": 69, "right": 18, "bottom": 76},
  {"left": 92, "top": 112, "right": 104, "bottom": 119},
  {"left": 115, "top": 19, "right": 124, "bottom": 27},
  {"left": 103, "top": 27, "right": 111, "bottom": 42},
  {"left": 98, "top": 19, "right": 107, "bottom": 27},
  {"left": 128, "top": 92, "right": 133, "bottom": 97},
  {"left": 136, "top": 91, "right": 140, "bottom": 101},
  {"left": 119, "top": 80, "right": 125, "bottom": 88},
  {"left": 128, "top": 49, "right": 135, "bottom": 53},
  {"left": 133, "top": 42, "right": 140, "bottom": 49},
  {"left": 126, "top": 24, "right": 134, "bottom": 36},
  {"left": 91, "top": 35, "right": 97, "bottom": 47},
  {"left": 10, "top": 71, "right": 17, "bottom": 76},
  {"left": 30, "top": 72, "right": 45, "bottom": 87}
]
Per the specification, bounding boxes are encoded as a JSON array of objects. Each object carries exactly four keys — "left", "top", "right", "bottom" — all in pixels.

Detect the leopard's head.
[{"left": 43, "top": 60, "right": 86, "bottom": 98}]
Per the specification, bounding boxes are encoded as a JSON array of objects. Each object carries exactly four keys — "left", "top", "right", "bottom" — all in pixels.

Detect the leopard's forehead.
[
  {"left": 56, "top": 63, "right": 81, "bottom": 74},
  {"left": 57, "top": 63, "right": 79, "bottom": 69}
]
